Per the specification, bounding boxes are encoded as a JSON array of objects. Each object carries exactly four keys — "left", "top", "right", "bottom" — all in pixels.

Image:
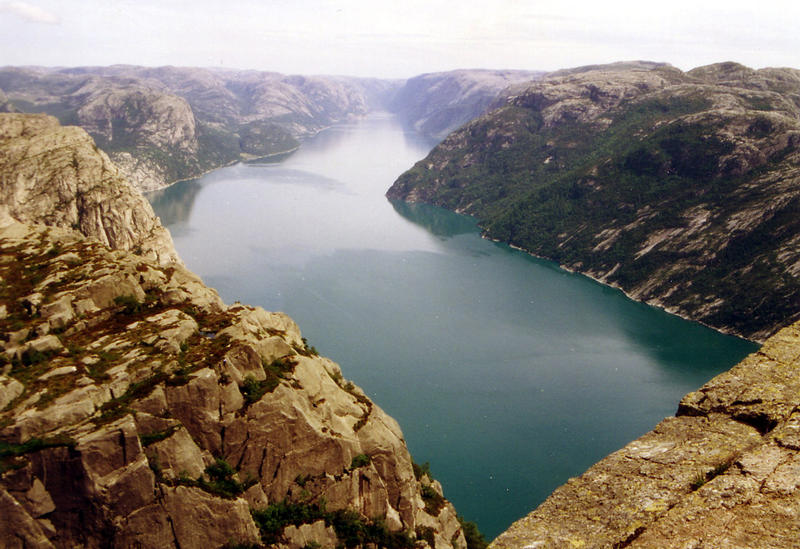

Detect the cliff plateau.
[
  {"left": 388, "top": 62, "right": 800, "bottom": 341},
  {"left": 0, "top": 114, "right": 466, "bottom": 548}
]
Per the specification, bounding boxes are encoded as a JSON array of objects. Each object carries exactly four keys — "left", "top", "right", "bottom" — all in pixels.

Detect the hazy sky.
[{"left": 2, "top": 0, "right": 799, "bottom": 78}]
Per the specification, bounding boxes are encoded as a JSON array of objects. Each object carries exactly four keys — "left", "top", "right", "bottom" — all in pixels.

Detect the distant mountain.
[
  {"left": 389, "top": 69, "right": 544, "bottom": 139},
  {"left": 388, "top": 62, "right": 800, "bottom": 341},
  {"left": 1, "top": 65, "right": 547, "bottom": 192},
  {"left": 0, "top": 66, "right": 396, "bottom": 191}
]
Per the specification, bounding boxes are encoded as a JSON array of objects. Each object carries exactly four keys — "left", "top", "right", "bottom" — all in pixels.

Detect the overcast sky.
[{"left": 1, "top": 0, "right": 799, "bottom": 78}]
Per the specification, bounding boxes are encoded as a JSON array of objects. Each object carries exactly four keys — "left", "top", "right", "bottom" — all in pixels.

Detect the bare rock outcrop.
[
  {"left": 0, "top": 113, "right": 179, "bottom": 264},
  {"left": 74, "top": 86, "right": 201, "bottom": 192},
  {"left": 0, "top": 216, "right": 465, "bottom": 547}
]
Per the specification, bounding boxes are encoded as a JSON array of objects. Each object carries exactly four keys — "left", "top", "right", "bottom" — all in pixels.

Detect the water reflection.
[
  {"left": 147, "top": 178, "right": 203, "bottom": 227},
  {"left": 389, "top": 200, "right": 478, "bottom": 238}
]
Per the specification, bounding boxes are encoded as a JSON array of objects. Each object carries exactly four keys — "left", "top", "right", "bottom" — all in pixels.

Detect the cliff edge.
[
  {"left": 491, "top": 318, "right": 800, "bottom": 548},
  {"left": 0, "top": 114, "right": 466, "bottom": 548}
]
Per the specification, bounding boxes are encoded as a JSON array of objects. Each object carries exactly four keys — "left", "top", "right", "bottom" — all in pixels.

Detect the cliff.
[
  {"left": 389, "top": 70, "right": 544, "bottom": 139},
  {"left": 0, "top": 113, "right": 178, "bottom": 264},
  {"left": 0, "top": 114, "right": 466, "bottom": 547},
  {"left": 388, "top": 62, "right": 800, "bottom": 341},
  {"left": 491, "top": 318, "right": 800, "bottom": 548},
  {"left": 0, "top": 66, "right": 396, "bottom": 192}
]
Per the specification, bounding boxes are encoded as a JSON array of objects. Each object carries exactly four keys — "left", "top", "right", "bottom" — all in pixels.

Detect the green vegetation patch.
[
  {"left": 421, "top": 484, "right": 446, "bottom": 517},
  {"left": 139, "top": 425, "right": 182, "bottom": 446},
  {"left": 457, "top": 515, "right": 488, "bottom": 549},
  {"left": 293, "top": 337, "right": 319, "bottom": 357},
  {"left": 0, "top": 434, "right": 75, "bottom": 473},
  {"left": 349, "top": 453, "right": 371, "bottom": 470},
  {"left": 251, "top": 501, "right": 415, "bottom": 549},
  {"left": 239, "top": 356, "right": 297, "bottom": 405},
  {"left": 690, "top": 457, "right": 735, "bottom": 491},
  {"left": 96, "top": 371, "right": 170, "bottom": 425}
]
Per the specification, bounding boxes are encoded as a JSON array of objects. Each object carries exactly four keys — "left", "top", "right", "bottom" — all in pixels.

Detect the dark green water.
[{"left": 148, "top": 113, "right": 758, "bottom": 539}]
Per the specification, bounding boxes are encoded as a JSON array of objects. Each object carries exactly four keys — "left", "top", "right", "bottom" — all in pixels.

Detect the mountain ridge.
[
  {"left": 388, "top": 61, "right": 800, "bottom": 341},
  {"left": 0, "top": 66, "right": 394, "bottom": 192}
]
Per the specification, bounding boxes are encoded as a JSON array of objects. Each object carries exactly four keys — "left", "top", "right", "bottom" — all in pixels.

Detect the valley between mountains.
[{"left": 2, "top": 61, "right": 800, "bottom": 548}]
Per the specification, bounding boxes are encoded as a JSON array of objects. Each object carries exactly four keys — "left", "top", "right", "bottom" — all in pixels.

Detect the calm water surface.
[{"left": 148, "top": 113, "right": 758, "bottom": 539}]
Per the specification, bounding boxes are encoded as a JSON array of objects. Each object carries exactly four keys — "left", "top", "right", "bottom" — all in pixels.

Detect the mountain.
[
  {"left": 388, "top": 62, "right": 800, "bottom": 341},
  {"left": 0, "top": 113, "right": 467, "bottom": 548},
  {"left": 389, "top": 69, "right": 544, "bottom": 139},
  {"left": 1, "top": 65, "right": 545, "bottom": 193},
  {"left": 0, "top": 66, "right": 397, "bottom": 192}
]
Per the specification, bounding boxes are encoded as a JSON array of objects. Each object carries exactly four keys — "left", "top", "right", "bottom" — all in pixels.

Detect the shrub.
[
  {"left": 350, "top": 454, "right": 371, "bottom": 470},
  {"left": 457, "top": 515, "right": 488, "bottom": 549},
  {"left": 113, "top": 294, "right": 141, "bottom": 315},
  {"left": 421, "top": 484, "right": 446, "bottom": 516},
  {"left": 240, "top": 376, "right": 269, "bottom": 405},
  {"left": 412, "top": 460, "right": 432, "bottom": 480},
  {"left": 251, "top": 502, "right": 415, "bottom": 549}
]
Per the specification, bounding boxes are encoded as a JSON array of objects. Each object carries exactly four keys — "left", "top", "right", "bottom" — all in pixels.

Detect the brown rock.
[
  {"left": 0, "top": 487, "right": 55, "bottom": 549},
  {"left": 162, "top": 485, "right": 261, "bottom": 547},
  {"left": 283, "top": 520, "right": 339, "bottom": 549},
  {"left": 0, "top": 375, "right": 24, "bottom": 409}
]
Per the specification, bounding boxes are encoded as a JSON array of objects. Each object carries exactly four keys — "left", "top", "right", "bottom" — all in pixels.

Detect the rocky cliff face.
[
  {"left": 491, "top": 318, "right": 800, "bottom": 548},
  {"left": 74, "top": 86, "right": 201, "bottom": 193},
  {"left": 0, "top": 66, "right": 397, "bottom": 192},
  {"left": 389, "top": 70, "right": 544, "bottom": 139},
  {"left": 388, "top": 62, "right": 800, "bottom": 341},
  {"left": 0, "top": 113, "right": 178, "bottom": 264},
  {"left": 0, "top": 114, "right": 465, "bottom": 548}
]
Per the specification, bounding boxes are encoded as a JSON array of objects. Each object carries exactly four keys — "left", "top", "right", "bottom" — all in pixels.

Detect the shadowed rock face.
[
  {"left": 0, "top": 114, "right": 464, "bottom": 548},
  {"left": 388, "top": 62, "right": 800, "bottom": 341}
]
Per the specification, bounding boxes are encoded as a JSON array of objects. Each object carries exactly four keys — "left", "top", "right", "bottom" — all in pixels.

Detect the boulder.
[{"left": 283, "top": 520, "right": 339, "bottom": 549}]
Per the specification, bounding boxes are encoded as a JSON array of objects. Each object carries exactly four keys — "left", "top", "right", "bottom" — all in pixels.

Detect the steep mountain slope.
[
  {"left": 389, "top": 69, "right": 544, "bottom": 139},
  {"left": 0, "top": 66, "right": 396, "bottom": 192},
  {"left": 0, "top": 113, "right": 178, "bottom": 264},
  {"left": 0, "top": 114, "right": 467, "bottom": 548},
  {"left": 388, "top": 62, "right": 800, "bottom": 341}
]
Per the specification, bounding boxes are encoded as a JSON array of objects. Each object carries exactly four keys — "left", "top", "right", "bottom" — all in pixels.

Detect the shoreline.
[
  {"left": 480, "top": 229, "right": 761, "bottom": 344},
  {"left": 136, "top": 116, "right": 363, "bottom": 194}
]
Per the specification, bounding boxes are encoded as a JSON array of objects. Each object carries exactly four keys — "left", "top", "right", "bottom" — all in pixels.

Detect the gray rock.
[
  {"left": 0, "top": 375, "right": 24, "bottom": 410},
  {"left": 25, "top": 334, "right": 63, "bottom": 354}
]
